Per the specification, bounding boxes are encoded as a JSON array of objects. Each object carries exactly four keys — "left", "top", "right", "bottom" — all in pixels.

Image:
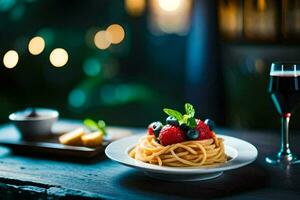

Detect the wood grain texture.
[{"left": 0, "top": 124, "right": 300, "bottom": 199}]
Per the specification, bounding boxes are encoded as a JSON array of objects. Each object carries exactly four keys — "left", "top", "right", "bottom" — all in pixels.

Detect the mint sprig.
[
  {"left": 185, "top": 103, "right": 195, "bottom": 118},
  {"left": 163, "top": 103, "right": 197, "bottom": 128},
  {"left": 83, "top": 118, "right": 107, "bottom": 136},
  {"left": 163, "top": 108, "right": 183, "bottom": 121}
]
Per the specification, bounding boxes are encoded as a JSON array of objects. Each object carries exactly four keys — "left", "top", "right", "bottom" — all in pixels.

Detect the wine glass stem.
[{"left": 280, "top": 115, "right": 291, "bottom": 156}]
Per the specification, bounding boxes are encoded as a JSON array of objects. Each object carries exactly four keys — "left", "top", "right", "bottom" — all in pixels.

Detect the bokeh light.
[
  {"left": 149, "top": 0, "right": 192, "bottom": 35},
  {"left": 28, "top": 36, "right": 45, "bottom": 55},
  {"left": 106, "top": 24, "right": 125, "bottom": 44},
  {"left": 49, "top": 48, "right": 68, "bottom": 67},
  {"left": 0, "top": 0, "right": 16, "bottom": 11},
  {"left": 158, "top": 0, "right": 181, "bottom": 12},
  {"left": 83, "top": 58, "right": 101, "bottom": 76},
  {"left": 3, "top": 50, "right": 19, "bottom": 69},
  {"left": 68, "top": 89, "right": 86, "bottom": 108},
  {"left": 125, "top": 0, "right": 146, "bottom": 16},
  {"left": 94, "top": 30, "right": 111, "bottom": 50}
]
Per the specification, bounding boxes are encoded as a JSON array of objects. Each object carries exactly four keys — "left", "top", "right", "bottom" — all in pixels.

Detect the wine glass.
[{"left": 266, "top": 62, "right": 300, "bottom": 165}]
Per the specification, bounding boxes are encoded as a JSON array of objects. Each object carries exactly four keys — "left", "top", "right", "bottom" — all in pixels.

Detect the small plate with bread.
[{"left": 0, "top": 119, "right": 133, "bottom": 158}]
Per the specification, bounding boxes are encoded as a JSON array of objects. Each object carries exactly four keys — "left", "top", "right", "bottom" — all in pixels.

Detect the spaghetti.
[{"left": 129, "top": 133, "right": 227, "bottom": 167}]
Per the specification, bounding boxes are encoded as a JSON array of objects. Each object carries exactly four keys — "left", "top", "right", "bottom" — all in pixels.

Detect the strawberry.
[
  {"left": 159, "top": 125, "right": 185, "bottom": 146},
  {"left": 195, "top": 119, "right": 212, "bottom": 140}
]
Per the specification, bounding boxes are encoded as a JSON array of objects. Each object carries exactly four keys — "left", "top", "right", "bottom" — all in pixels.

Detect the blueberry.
[
  {"left": 166, "top": 116, "right": 179, "bottom": 126},
  {"left": 152, "top": 121, "right": 163, "bottom": 137},
  {"left": 187, "top": 129, "right": 199, "bottom": 140},
  {"left": 204, "top": 119, "right": 215, "bottom": 131},
  {"left": 179, "top": 123, "right": 189, "bottom": 131}
]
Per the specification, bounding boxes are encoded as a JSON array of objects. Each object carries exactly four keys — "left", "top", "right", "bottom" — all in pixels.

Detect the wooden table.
[{"left": 0, "top": 124, "right": 299, "bottom": 199}]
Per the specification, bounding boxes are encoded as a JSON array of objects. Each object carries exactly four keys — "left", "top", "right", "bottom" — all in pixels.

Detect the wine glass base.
[{"left": 266, "top": 154, "right": 300, "bottom": 165}]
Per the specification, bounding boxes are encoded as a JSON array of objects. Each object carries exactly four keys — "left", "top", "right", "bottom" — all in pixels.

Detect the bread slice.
[
  {"left": 81, "top": 131, "right": 103, "bottom": 147},
  {"left": 59, "top": 128, "right": 84, "bottom": 146}
]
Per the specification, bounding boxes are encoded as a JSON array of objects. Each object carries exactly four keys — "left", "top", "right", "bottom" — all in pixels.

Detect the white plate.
[{"left": 105, "top": 134, "right": 258, "bottom": 181}]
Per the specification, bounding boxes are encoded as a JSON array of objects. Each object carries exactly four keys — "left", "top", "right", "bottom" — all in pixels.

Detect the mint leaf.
[
  {"left": 185, "top": 103, "right": 195, "bottom": 117},
  {"left": 97, "top": 120, "right": 106, "bottom": 128},
  {"left": 182, "top": 114, "right": 189, "bottom": 124},
  {"left": 187, "top": 117, "right": 197, "bottom": 128},
  {"left": 163, "top": 108, "right": 183, "bottom": 121},
  {"left": 84, "top": 118, "right": 107, "bottom": 136},
  {"left": 84, "top": 119, "right": 98, "bottom": 130},
  {"left": 98, "top": 120, "right": 107, "bottom": 136}
]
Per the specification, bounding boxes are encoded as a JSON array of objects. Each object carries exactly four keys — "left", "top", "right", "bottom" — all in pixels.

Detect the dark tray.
[{"left": 0, "top": 120, "right": 133, "bottom": 158}]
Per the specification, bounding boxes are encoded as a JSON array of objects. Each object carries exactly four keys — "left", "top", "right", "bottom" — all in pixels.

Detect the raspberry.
[
  {"left": 159, "top": 125, "right": 185, "bottom": 146},
  {"left": 207, "top": 131, "right": 215, "bottom": 138},
  {"left": 195, "top": 119, "right": 212, "bottom": 140}
]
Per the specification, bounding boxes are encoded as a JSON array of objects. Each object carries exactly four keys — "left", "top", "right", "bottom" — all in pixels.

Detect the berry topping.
[
  {"left": 159, "top": 125, "right": 185, "bottom": 146},
  {"left": 196, "top": 119, "right": 212, "bottom": 140},
  {"left": 148, "top": 121, "right": 163, "bottom": 137},
  {"left": 147, "top": 103, "right": 218, "bottom": 144},
  {"left": 147, "top": 125, "right": 154, "bottom": 135},
  {"left": 179, "top": 123, "right": 189, "bottom": 131},
  {"left": 204, "top": 119, "right": 215, "bottom": 131},
  {"left": 186, "top": 129, "right": 199, "bottom": 140},
  {"left": 166, "top": 116, "right": 179, "bottom": 126}
]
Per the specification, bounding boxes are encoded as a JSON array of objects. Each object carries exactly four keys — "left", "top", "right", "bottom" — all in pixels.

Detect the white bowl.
[{"left": 9, "top": 108, "right": 59, "bottom": 139}]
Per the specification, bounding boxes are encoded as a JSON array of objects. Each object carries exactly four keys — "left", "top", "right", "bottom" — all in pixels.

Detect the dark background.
[{"left": 0, "top": 0, "right": 300, "bottom": 130}]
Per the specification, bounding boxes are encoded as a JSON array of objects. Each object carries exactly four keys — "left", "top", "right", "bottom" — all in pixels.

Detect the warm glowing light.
[
  {"left": 28, "top": 36, "right": 45, "bottom": 55},
  {"left": 106, "top": 24, "right": 125, "bottom": 44},
  {"left": 3, "top": 50, "right": 19, "bottom": 69},
  {"left": 49, "top": 48, "right": 68, "bottom": 67},
  {"left": 218, "top": 0, "right": 243, "bottom": 38},
  {"left": 158, "top": 0, "right": 181, "bottom": 12},
  {"left": 125, "top": 0, "right": 146, "bottom": 16},
  {"left": 94, "top": 30, "right": 111, "bottom": 50},
  {"left": 257, "top": 0, "right": 266, "bottom": 12},
  {"left": 149, "top": 0, "right": 192, "bottom": 35}
]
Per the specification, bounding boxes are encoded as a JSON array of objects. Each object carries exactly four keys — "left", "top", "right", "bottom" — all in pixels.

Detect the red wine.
[{"left": 269, "top": 74, "right": 300, "bottom": 115}]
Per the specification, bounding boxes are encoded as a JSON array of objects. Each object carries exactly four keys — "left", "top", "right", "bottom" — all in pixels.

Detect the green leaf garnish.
[
  {"left": 83, "top": 118, "right": 107, "bottom": 136},
  {"left": 97, "top": 120, "right": 107, "bottom": 136},
  {"left": 163, "top": 103, "right": 197, "bottom": 129},
  {"left": 182, "top": 114, "right": 189, "bottom": 124},
  {"left": 185, "top": 103, "right": 195, "bottom": 118},
  {"left": 163, "top": 108, "right": 183, "bottom": 121},
  {"left": 83, "top": 119, "right": 98, "bottom": 130},
  {"left": 187, "top": 117, "right": 197, "bottom": 128}
]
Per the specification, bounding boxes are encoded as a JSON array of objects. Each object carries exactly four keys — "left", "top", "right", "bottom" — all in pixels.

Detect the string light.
[
  {"left": 94, "top": 30, "right": 111, "bottom": 50},
  {"left": 125, "top": 0, "right": 146, "bottom": 16},
  {"left": 149, "top": 0, "right": 192, "bottom": 35},
  {"left": 49, "top": 48, "right": 68, "bottom": 67},
  {"left": 106, "top": 24, "right": 125, "bottom": 44},
  {"left": 3, "top": 50, "right": 19, "bottom": 69},
  {"left": 28, "top": 36, "right": 45, "bottom": 55},
  {"left": 158, "top": 0, "right": 181, "bottom": 12}
]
